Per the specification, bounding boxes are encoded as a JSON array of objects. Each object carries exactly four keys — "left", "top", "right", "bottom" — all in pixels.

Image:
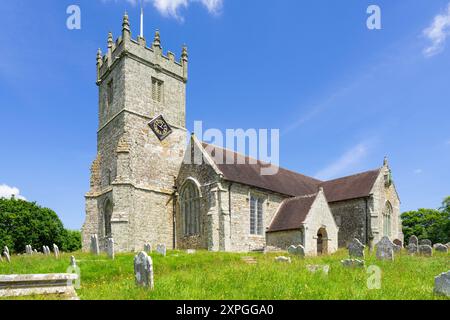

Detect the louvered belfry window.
[
  {"left": 250, "top": 195, "right": 264, "bottom": 235},
  {"left": 152, "top": 77, "right": 163, "bottom": 103}
]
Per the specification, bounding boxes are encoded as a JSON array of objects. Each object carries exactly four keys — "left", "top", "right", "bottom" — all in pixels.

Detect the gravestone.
[
  {"left": 156, "top": 244, "right": 166, "bottom": 256},
  {"left": 33, "top": 249, "right": 38, "bottom": 254},
  {"left": 446, "top": 243, "right": 450, "bottom": 248},
  {"left": 53, "top": 244, "right": 60, "bottom": 259},
  {"left": 25, "top": 245, "right": 32, "bottom": 255},
  {"left": 341, "top": 259, "right": 365, "bottom": 268},
  {"left": 275, "top": 256, "right": 291, "bottom": 263},
  {"left": 144, "top": 243, "right": 152, "bottom": 253},
  {"left": 3, "top": 246, "right": 9, "bottom": 256},
  {"left": 107, "top": 238, "right": 115, "bottom": 260},
  {"left": 393, "top": 244, "right": 401, "bottom": 253},
  {"left": 186, "top": 249, "right": 196, "bottom": 254},
  {"left": 419, "top": 239, "right": 432, "bottom": 246},
  {"left": 434, "top": 244, "right": 448, "bottom": 253},
  {"left": 70, "top": 256, "right": 77, "bottom": 268},
  {"left": 376, "top": 236, "right": 394, "bottom": 261},
  {"left": 418, "top": 244, "right": 433, "bottom": 257},
  {"left": 306, "top": 265, "right": 330, "bottom": 275},
  {"left": 434, "top": 271, "right": 450, "bottom": 297},
  {"left": 407, "top": 243, "right": 418, "bottom": 255},
  {"left": 348, "top": 238, "right": 365, "bottom": 258},
  {"left": 409, "top": 235, "right": 418, "bottom": 246},
  {"left": 3, "top": 251, "right": 10, "bottom": 263},
  {"left": 287, "top": 245, "right": 305, "bottom": 258},
  {"left": 90, "top": 234, "right": 99, "bottom": 255},
  {"left": 393, "top": 239, "right": 403, "bottom": 247},
  {"left": 134, "top": 251, "right": 154, "bottom": 289}
]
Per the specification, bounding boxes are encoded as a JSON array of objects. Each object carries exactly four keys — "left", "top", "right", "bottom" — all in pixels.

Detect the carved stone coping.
[{"left": 0, "top": 273, "right": 79, "bottom": 299}]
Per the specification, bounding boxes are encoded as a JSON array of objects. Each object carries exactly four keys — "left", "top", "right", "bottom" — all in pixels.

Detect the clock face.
[{"left": 149, "top": 115, "right": 172, "bottom": 141}]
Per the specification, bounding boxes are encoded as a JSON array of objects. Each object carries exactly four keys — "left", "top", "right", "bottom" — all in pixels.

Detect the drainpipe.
[
  {"left": 228, "top": 182, "right": 233, "bottom": 242},
  {"left": 365, "top": 197, "right": 373, "bottom": 248}
]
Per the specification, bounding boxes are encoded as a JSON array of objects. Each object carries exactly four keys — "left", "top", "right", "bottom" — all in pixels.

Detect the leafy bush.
[
  {"left": 0, "top": 198, "right": 81, "bottom": 253},
  {"left": 402, "top": 197, "right": 450, "bottom": 244}
]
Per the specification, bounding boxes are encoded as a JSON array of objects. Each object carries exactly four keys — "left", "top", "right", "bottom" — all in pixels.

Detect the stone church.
[{"left": 82, "top": 14, "right": 403, "bottom": 255}]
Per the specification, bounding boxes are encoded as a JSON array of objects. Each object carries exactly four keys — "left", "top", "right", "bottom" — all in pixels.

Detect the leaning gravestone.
[
  {"left": 144, "top": 243, "right": 152, "bottom": 253},
  {"left": 434, "top": 244, "right": 448, "bottom": 253},
  {"left": 90, "top": 234, "right": 100, "bottom": 255},
  {"left": 107, "top": 238, "right": 115, "bottom": 260},
  {"left": 376, "top": 236, "right": 394, "bottom": 261},
  {"left": 348, "top": 238, "right": 365, "bottom": 258},
  {"left": 134, "top": 251, "right": 154, "bottom": 289},
  {"left": 419, "top": 239, "right": 432, "bottom": 246},
  {"left": 3, "top": 251, "right": 10, "bottom": 263},
  {"left": 287, "top": 245, "right": 305, "bottom": 258},
  {"left": 3, "top": 246, "right": 9, "bottom": 256},
  {"left": 418, "top": 244, "right": 433, "bottom": 257},
  {"left": 407, "top": 243, "right": 418, "bottom": 255},
  {"left": 156, "top": 244, "right": 166, "bottom": 256},
  {"left": 341, "top": 259, "right": 365, "bottom": 268},
  {"left": 53, "top": 244, "right": 60, "bottom": 259},
  {"left": 25, "top": 245, "right": 31, "bottom": 255},
  {"left": 434, "top": 271, "right": 450, "bottom": 297}
]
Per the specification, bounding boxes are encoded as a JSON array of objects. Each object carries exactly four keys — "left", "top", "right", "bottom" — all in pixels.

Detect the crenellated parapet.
[{"left": 96, "top": 13, "right": 188, "bottom": 85}]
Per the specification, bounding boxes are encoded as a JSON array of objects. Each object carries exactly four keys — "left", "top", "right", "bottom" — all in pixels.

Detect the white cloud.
[
  {"left": 315, "top": 142, "right": 370, "bottom": 181},
  {"left": 102, "top": 0, "right": 223, "bottom": 20},
  {"left": 414, "top": 169, "right": 423, "bottom": 175},
  {"left": 423, "top": 3, "right": 450, "bottom": 57},
  {"left": 0, "top": 184, "right": 26, "bottom": 200}
]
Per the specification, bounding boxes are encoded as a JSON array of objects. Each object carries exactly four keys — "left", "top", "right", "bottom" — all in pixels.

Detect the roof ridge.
[{"left": 321, "top": 168, "right": 381, "bottom": 184}]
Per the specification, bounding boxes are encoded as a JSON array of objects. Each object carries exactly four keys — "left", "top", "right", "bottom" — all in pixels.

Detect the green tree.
[
  {"left": 401, "top": 197, "right": 450, "bottom": 244},
  {"left": 0, "top": 198, "right": 81, "bottom": 253}
]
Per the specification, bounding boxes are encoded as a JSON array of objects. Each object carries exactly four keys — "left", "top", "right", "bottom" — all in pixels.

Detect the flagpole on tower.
[{"left": 140, "top": 0, "right": 144, "bottom": 38}]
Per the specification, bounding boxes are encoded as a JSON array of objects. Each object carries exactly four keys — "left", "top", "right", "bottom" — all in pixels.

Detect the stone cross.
[
  {"left": 408, "top": 235, "right": 418, "bottom": 246},
  {"left": 434, "top": 244, "right": 448, "bottom": 253},
  {"left": 90, "top": 234, "right": 100, "bottom": 255},
  {"left": 70, "top": 256, "right": 77, "bottom": 268},
  {"left": 347, "top": 238, "right": 365, "bottom": 258},
  {"left": 418, "top": 244, "right": 433, "bottom": 257},
  {"left": 407, "top": 243, "right": 418, "bottom": 255},
  {"left": 53, "top": 244, "right": 60, "bottom": 258},
  {"left": 287, "top": 245, "right": 305, "bottom": 258},
  {"left": 134, "top": 251, "right": 154, "bottom": 289},
  {"left": 156, "top": 244, "right": 166, "bottom": 256},
  {"left": 107, "top": 238, "right": 115, "bottom": 260},
  {"left": 376, "top": 236, "right": 394, "bottom": 261},
  {"left": 419, "top": 239, "right": 432, "bottom": 246},
  {"left": 434, "top": 271, "right": 450, "bottom": 297},
  {"left": 144, "top": 243, "right": 152, "bottom": 253}
]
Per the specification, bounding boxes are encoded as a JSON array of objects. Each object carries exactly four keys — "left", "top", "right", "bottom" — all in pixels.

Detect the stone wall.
[{"left": 266, "top": 229, "right": 304, "bottom": 250}]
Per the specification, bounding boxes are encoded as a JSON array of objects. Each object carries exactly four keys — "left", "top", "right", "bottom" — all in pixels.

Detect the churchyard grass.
[{"left": 0, "top": 249, "right": 448, "bottom": 300}]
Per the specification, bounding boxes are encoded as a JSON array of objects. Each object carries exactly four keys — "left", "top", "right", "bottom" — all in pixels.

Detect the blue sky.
[{"left": 0, "top": 0, "right": 449, "bottom": 230}]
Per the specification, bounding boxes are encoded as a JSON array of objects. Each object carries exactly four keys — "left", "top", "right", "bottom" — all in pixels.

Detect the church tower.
[{"left": 82, "top": 13, "right": 188, "bottom": 252}]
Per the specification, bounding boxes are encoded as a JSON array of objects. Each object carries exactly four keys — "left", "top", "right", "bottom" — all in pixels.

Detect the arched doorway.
[
  {"left": 104, "top": 199, "right": 113, "bottom": 238},
  {"left": 317, "top": 228, "right": 328, "bottom": 255}
]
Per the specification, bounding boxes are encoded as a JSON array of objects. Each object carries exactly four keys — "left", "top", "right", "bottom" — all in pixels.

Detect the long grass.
[{"left": 0, "top": 249, "right": 449, "bottom": 300}]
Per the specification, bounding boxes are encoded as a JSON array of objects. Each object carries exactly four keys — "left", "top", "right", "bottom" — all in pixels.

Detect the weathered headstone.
[
  {"left": 434, "top": 244, "right": 448, "bottom": 253},
  {"left": 275, "top": 256, "right": 291, "bottom": 263},
  {"left": 134, "top": 251, "right": 154, "bottom": 289},
  {"left": 446, "top": 243, "right": 450, "bottom": 249},
  {"left": 53, "top": 244, "right": 60, "bottom": 259},
  {"left": 418, "top": 244, "right": 433, "bottom": 257},
  {"left": 33, "top": 249, "right": 38, "bottom": 254},
  {"left": 3, "top": 251, "right": 10, "bottom": 263},
  {"left": 144, "top": 243, "right": 152, "bottom": 253},
  {"left": 348, "top": 238, "right": 365, "bottom": 258},
  {"left": 419, "top": 239, "right": 432, "bottom": 246},
  {"left": 90, "top": 234, "right": 99, "bottom": 255},
  {"left": 407, "top": 243, "right": 418, "bottom": 255},
  {"left": 393, "top": 239, "right": 403, "bottom": 247},
  {"left": 434, "top": 271, "right": 450, "bottom": 297},
  {"left": 3, "top": 246, "right": 9, "bottom": 256},
  {"left": 376, "top": 236, "right": 394, "bottom": 261},
  {"left": 25, "top": 245, "right": 32, "bottom": 255},
  {"left": 287, "top": 245, "right": 305, "bottom": 258},
  {"left": 393, "top": 244, "right": 401, "bottom": 253},
  {"left": 156, "top": 244, "right": 166, "bottom": 256},
  {"left": 409, "top": 235, "right": 418, "bottom": 246},
  {"left": 70, "top": 256, "right": 77, "bottom": 268},
  {"left": 341, "top": 259, "right": 365, "bottom": 268},
  {"left": 107, "top": 238, "right": 115, "bottom": 260}
]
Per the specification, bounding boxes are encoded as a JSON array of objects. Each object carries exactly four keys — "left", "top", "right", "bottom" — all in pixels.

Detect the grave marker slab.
[
  {"left": 434, "top": 271, "right": 450, "bottom": 297},
  {"left": 348, "top": 238, "right": 365, "bottom": 258},
  {"left": 107, "top": 238, "right": 115, "bottom": 260},
  {"left": 287, "top": 245, "right": 305, "bottom": 258},
  {"left": 376, "top": 236, "right": 394, "bottom": 261},
  {"left": 134, "top": 251, "right": 154, "bottom": 289},
  {"left": 418, "top": 244, "right": 433, "bottom": 257}
]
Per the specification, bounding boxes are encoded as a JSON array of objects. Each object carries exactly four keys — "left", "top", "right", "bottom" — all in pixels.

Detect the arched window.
[
  {"left": 383, "top": 201, "right": 393, "bottom": 237},
  {"left": 104, "top": 199, "right": 113, "bottom": 237},
  {"left": 180, "top": 180, "right": 201, "bottom": 236}
]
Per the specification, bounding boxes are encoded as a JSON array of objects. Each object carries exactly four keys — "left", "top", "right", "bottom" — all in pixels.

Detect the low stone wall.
[{"left": 0, "top": 273, "right": 79, "bottom": 299}]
